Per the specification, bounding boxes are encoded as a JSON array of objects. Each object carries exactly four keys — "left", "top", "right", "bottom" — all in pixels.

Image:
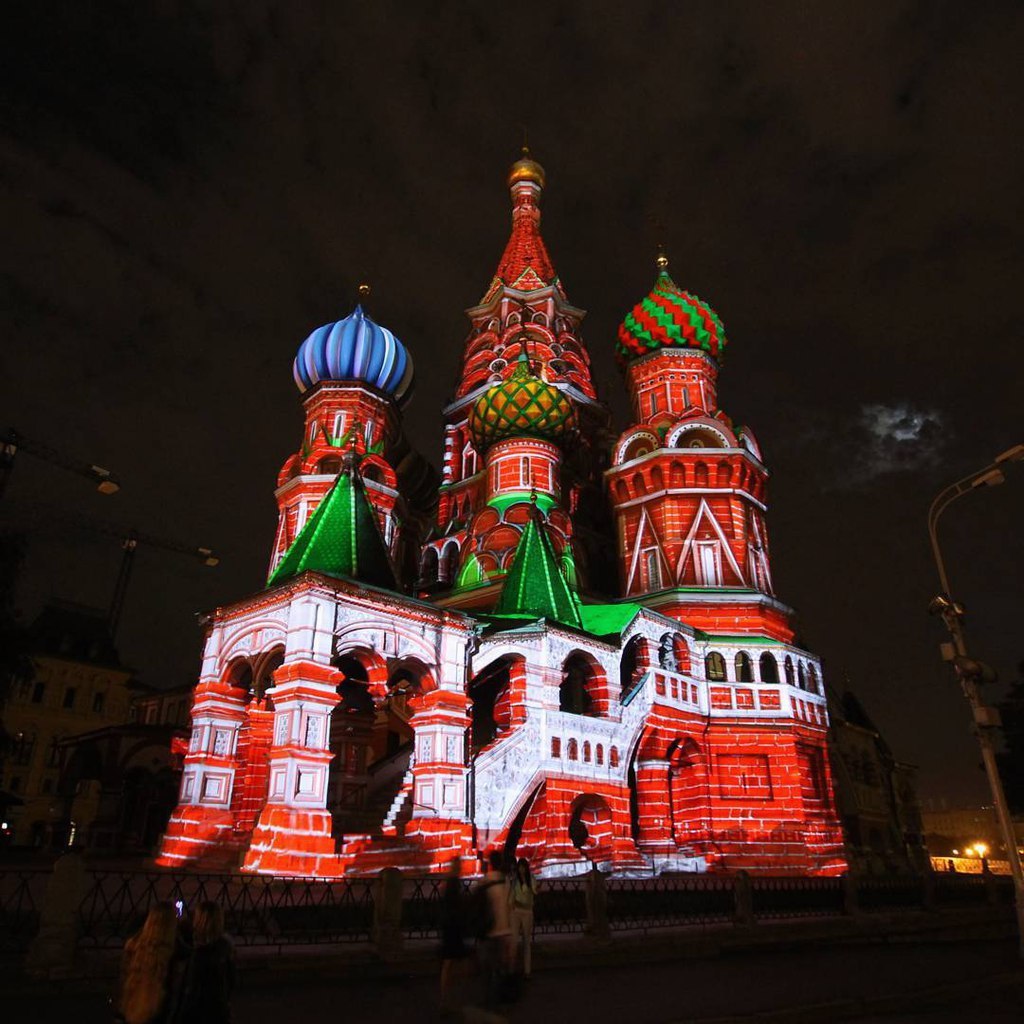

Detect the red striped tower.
[
  {"left": 607, "top": 253, "right": 785, "bottom": 638},
  {"left": 421, "top": 150, "right": 610, "bottom": 608}
]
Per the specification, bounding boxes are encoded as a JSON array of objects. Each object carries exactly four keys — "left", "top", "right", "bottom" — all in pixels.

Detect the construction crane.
[
  {"left": 1, "top": 428, "right": 120, "bottom": 500},
  {"left": 3, "top": 499, "right": 218, "bottom": 641},
  {"left": 108, "top": 527, "right": 219, "bottom": 639}
]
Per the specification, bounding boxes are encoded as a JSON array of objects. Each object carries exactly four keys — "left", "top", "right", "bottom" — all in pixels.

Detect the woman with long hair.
[
  {"left": 117, "top": 903, "right": 181, "bottom": 1024},
  {"left": 508, "top": 857, "right": 536, "bottom": 979},
  {"left": 174, "top": 901, "right": 235, "bottom": 1024}
]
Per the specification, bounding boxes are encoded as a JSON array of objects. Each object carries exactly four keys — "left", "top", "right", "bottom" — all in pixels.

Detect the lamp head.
[
  {"left": 952, "top": 655, "right": 998, "bottom": 683},
  {"left": 928, "top": 593, "right": 964, "bottom": 617},
  {"left": 91, "top": 466, "right": 120, "bottom": 495},
  {"left": 970, "top": 468, "right": 1005, "bottom": 489},
  {"left": 994, "top": 444, "right": 1024, "bottom": 465}
]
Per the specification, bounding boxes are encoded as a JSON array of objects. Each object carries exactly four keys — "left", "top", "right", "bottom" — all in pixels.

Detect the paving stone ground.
[{"left": 6, "top": 936, "right": 1022, "bottom": 1023}]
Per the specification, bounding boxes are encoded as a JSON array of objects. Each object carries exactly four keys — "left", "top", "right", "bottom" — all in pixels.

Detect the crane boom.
[
  {"left": 1, "top": 428, "right": 120, "bottom": 497},
  {"left": 3, "top": 498, "right": 218, "bottom": 639}
]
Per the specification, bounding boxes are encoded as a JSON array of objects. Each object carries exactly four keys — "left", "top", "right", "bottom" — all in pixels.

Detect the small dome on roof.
[
  {"left": 616, "top": 263, "right": 727, "bottom": 366},
  {"left": 468, "top": 355, "right": 575, "bottom": 450},
  {"left": 507, "top": 147, "right": 546, "bottom": 189},
  {"left": 293, "top": 305, "right": 414, "bottom": 405}
]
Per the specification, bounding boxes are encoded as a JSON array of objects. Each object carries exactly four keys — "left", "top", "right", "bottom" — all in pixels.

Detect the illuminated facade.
[{"left": 158, "top": 153, "right": 846, "bottom": 877}]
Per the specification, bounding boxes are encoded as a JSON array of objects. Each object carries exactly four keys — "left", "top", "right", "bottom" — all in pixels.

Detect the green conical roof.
[
  {"left": 268, "top": 468, "right": 397, "bottom": 589},
  {"left": 494, "top": 511, "right": 582, "bottom": 629}
]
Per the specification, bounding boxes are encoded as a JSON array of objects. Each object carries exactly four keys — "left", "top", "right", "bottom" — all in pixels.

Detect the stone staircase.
[{"left": 332, "top": 744, "right": 412, "bottom": 839}]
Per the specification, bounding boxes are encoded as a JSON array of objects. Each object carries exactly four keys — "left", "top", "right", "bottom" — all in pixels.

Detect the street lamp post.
[{"left": 927, "top": 443, "right": 1024, "bottom": 957}]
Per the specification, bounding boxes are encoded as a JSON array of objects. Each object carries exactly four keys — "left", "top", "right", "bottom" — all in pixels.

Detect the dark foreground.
[{"left": 7, "top": 936, "right": 1022, "bottom": 1023}]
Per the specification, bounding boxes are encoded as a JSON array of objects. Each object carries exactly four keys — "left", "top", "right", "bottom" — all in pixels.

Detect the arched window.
[
  {"left": 567, "top": 738, "right": 578, "bottom": 761},
  {"left": 694, "top": 462, "right": 710, "bottom": 487},
  {"left": 439, "top": 543, "right": 458, "bottom": 584},
  {"left": 808, "top": 665, "right": 820, "bottom": 694},
  {"left": 797, "top": 663, "right": 807, "bottom": 690},
  {"left": 619, "top": 636, "right": 650, "bottom": 700},
  {"left": 333, "top": 412, "right": 346, "bottom": 438},
  {"left": 560, "top": 653, "right": 604, "bottom": 717},
  {"left": 734, "top": 652, "right": 753, "bottom": 682},
  {"left": 551, "top": 737, "right": 561, "bottom": 758},
  {"left": 520, "top": 456, "right": 531, "bottom": 488},
  {"left": 609, "top": 746, "right": 620, "bottom": 768},
  {"left": 643, "top": 549, "right": 662, "bottom": 590},
  {"left": 224, "top": 659, "right": 253, "bottom": 692},
  {"left": 317, "top": 456, "right": 343, "bottom": 476},
  {"left": 784, "top": 657, "right": 795, "bottom": 686},
  {"left": 705, "top": 651, "right": 727, "bottom": 682},
  {"left": 596, "top": 744, "right": 604, "bottom": 766},
  {"left": 759, "top": 652, "right": 779, "bottom": 684},
  {"left": 583, "top": 741, "right": 591, "bottom": 763},
  {"left": 419, "top": 547, "right": 439, "bottom": 586}
]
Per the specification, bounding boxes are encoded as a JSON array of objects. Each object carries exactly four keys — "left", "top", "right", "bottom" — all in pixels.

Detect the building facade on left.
[{"left": 0, "top": 602, "right": 188, "bottom": 852}]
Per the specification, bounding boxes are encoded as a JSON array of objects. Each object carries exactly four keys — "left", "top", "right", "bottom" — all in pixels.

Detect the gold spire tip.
[{"left": 357, "top": 283, "right": 372, "bottom": 298}]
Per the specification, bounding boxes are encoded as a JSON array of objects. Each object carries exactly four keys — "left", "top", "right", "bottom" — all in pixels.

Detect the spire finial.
[
  {"left": 507, "top": 136, "right": 545, "bottom": 189},
  {"left": 655, "top": 246, "right": 669, "bottom": 271},
  {"left": 357, "top": 282, "right": 372, "bottom": 299}
]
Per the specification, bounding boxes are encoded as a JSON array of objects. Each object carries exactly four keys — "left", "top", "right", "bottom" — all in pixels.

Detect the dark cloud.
[{"left": 3, "top": 1, "right": 1023, "bottom": 805}]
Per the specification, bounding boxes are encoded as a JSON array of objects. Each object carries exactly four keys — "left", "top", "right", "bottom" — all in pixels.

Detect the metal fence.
[
  {"left": 607, "top": 875, "right": 735, "bottom": 931},
  {"left": 1, "top": 866, "right": 1010, "bottom": 956},
  {"left": 77, "top": 871, "right": 376, "bottom": 949},
  {"left": 0, "top": 869, "right": 47, "bottom": 953},
  {"left": 751, "top": 876, "right": 846, "bottom": 919}
]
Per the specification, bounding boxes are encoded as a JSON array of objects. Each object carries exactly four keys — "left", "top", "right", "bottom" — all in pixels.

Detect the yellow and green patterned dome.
[{"left": 468, "top": 355, "right": 576, "bottom": 450}]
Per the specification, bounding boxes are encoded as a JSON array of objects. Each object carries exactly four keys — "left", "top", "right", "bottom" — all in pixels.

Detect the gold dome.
[{"left": 507, "top": 147, "right": 546, "bottom": 189}]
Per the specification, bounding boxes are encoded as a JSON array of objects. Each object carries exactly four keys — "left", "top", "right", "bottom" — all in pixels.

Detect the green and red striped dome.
[{"left": 616, "top": 269, "right": 727, "bottom": 365}]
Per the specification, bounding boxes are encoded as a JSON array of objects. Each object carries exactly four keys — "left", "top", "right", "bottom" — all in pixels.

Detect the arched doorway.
[
  {"left": 230, "top": 648, "right": 282, "bottom": 833},
  {"left": 327, "top": 649, "right": 385, "bottom": 840},
  {"left": 468, "top": 655, "right": 523, "bottom": 754},
  {"left": 668, "top": 738, "right": 705, "bottom": 848},
  {"left": 568, "top": 793, "right": 614, "bottom": 864}
]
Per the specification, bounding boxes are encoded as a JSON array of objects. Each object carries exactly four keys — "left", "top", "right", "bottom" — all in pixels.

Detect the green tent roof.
[
  {"left": 494, "top": 511, "right": 582, "bottom": 629},
  {"left": 267, "top": 468, "right": 397, "bottom": 590},
  {"left": 578, "top": 602, "right": 644, "bottom": 637}
]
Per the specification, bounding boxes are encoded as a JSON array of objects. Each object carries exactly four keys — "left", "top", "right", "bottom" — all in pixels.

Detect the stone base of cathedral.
[{"left": 156, "top": 805, "right": 245, "bottom": 870}]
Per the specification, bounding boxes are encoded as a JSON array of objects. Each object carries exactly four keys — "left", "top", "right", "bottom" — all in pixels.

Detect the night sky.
[{"left": 2, "top": 2, "right": 1022, "bottom": 806}]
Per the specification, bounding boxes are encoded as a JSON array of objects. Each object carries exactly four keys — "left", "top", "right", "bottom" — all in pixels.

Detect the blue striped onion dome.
[{"left": 293, "top": 305, "right": 414, "bottom": 404}]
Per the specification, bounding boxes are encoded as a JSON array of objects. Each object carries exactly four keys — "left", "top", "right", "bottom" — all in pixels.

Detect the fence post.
[
  {"left": 25, "top": 852, "right": 87, "bottom": 978},
  {"left": 843, "top": 872, "right": 860, "bottom": 917},
  {"left": 584, "top": 866, "right": 610, "bottom": 941},
  {"left": 982, "top": 861, "right": 999, "bottom": 906},
  {"left": 732, "top": 870, "right": 754, "bottom": 926},
  {"left": 922, "top": 868, "right": 936, "bottom": 911},
  {"left": 372, "top": 867, "right": 404, "bottom": 955}
]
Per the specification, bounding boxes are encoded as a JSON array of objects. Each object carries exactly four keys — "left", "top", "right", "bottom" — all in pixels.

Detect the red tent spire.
[{"left": 491, "top": 148, "right": 557, "bottom": 293}]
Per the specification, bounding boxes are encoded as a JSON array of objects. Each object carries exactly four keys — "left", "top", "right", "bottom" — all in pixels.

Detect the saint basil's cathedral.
[{"left": 159, "top": 153, "right": 846, "bottom": 878}]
